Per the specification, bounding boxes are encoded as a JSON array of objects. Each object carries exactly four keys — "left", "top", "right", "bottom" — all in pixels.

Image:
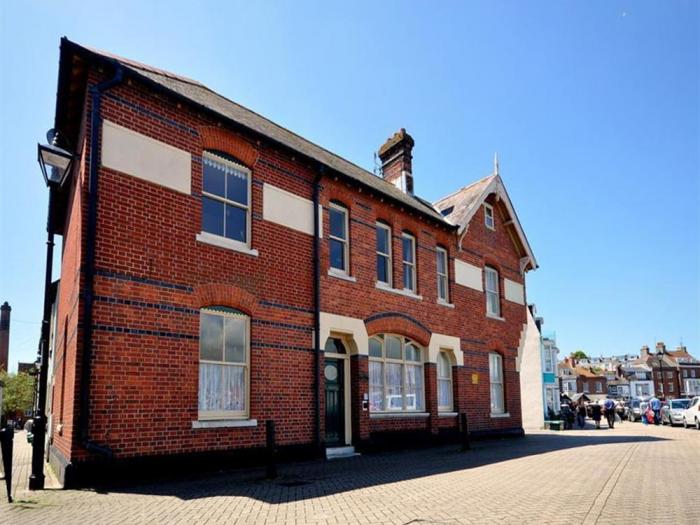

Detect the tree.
[
  {"left": 570, "top": 350, "right": 588, "bottom": 360},
  {"left": 0, "top": 372, "right": 35, "bottom": 416}
]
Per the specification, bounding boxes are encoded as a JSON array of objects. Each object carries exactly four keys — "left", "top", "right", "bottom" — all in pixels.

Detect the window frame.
[
  {"left": 484, "top": 203, "right": 495, "bottom": 230},
  {"left": 437, "top": 350, "right": 453, "bottom": 412},
  {"left": 484, "top": 266, "right": 501, "bottom": 318},
  {"left": 401, "top": 232, "right": 417, "bottom": 293},
  {"left": 368, "top": 334, "right": 425, "bottom": 413},
  {"left": 198, "top": 307, "right": 251, "bottom": 421},
  {"left": 436, "top": 246, "right": 449, "bottom": 303},
  {"left": 489, "top": 352, "right": 505, "bottom": 415},
  {"left": 200, "top": 151, "right": 252, "bottom": 250},
  {"left": 328, "top": 202, "right": 350, "bottom": 274},
  {"left": 375, "top": 221, "right": 393, "bottom": 286}
]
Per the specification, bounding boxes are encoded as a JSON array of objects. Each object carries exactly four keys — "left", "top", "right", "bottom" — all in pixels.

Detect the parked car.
[
  {"left": 627, "top": 398, "right": 649, "bottom": 422},
  {"left": 661, "top": 399, "right": 691, "bottom": 426},
  {"left": 680, "top": 396, "right": 700, "bottom": 429}
]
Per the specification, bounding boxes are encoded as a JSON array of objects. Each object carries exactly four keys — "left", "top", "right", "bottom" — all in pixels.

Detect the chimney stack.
[
  {"left": 640, "top": 345, "right": 649, "bottom": 360},
  {"left": 0, "top": 302, "right": 10, "bottom": 373},
  {"left": 655, "top": 341, "right": 666, "bottom": 354},
  {"left": 378, "top": 128, "right": 414, "bottom": 194}
]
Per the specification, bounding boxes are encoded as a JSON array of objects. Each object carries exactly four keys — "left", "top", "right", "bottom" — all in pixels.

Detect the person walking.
[
  {"left": 561, "top": 404, "right": 573, "bottom": 430},
  {"left": 604, "top": 398, "right": 616, "bottom": 429},
  {"left": 576, "top": 401, "right": 587, "bottom": 429},
  {"left": 650, "top": 397, "right": 662, "bottom": 425},
  {"left": 591, "top": 402, "right": 602, "bottom": 429}
]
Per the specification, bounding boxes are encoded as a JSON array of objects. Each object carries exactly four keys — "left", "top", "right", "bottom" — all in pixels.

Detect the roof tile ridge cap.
[{"left": 433, "top": 173, "right": 496, "bottom": 206}]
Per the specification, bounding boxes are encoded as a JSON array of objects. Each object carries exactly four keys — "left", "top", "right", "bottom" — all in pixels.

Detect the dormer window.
[{"left": 484, "top": 203, "right": 495, "bottom": 230}]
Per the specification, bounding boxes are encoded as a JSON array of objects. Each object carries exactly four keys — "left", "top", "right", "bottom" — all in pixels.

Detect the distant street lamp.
[
  {"left": 656, "top": 353, "right": 665, "bottom": 401},
  {"left": 29, "top": 130, "right": 74, "bottom": 491}
]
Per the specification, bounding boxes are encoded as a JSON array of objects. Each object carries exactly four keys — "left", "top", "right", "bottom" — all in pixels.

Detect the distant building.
[{"left": 18, "top": 362, "right": 36, "bottom": 374}]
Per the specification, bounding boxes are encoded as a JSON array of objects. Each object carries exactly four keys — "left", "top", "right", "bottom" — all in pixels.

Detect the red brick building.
[{"left": 44, "top": 39, "right": 538, "bottom": 486}]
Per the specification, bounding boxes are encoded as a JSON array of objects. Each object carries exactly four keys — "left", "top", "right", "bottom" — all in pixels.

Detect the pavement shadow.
[{"left": 83, "top": 430, "right": 669, "bottom": 503}]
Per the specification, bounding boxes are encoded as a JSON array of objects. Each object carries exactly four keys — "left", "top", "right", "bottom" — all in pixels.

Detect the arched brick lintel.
[
  {"left": 192, "top": 283, "right": 258, "bottom": 316},
  {"left": 198, "top": 126, "right": 259, "bottom": 168},
  {"left": 364, "top": 313, "right": 431, "bottom": 348}
]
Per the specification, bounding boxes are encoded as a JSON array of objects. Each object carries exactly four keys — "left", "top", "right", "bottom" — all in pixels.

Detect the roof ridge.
[{"left": 433, "top": 173, "right": 496, "bottom": 206}]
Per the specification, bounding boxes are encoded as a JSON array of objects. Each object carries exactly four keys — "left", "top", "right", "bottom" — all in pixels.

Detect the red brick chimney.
[
  {"left": 378, "top": 128, "right": 414, "bottom": 194},
  {"left": 0, "top": 302, "right": 10, "bottom": 373},
  {"left": 655, "top": 342, "right": 666, "bottom": 354}
]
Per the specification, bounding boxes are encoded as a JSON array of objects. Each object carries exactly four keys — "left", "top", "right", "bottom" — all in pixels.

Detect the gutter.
[
  {"left": 79, "top": 64, "right": 124, "bottom": 457},
  {"left": 312, "top": 168, "right": 324, "bottom": 455}
]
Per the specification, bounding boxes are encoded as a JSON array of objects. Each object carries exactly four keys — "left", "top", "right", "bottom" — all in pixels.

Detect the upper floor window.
[
  {"left": 666, "top": 371, "right": 673, "bottom": 379},
  {"left": 199, "top": 307, "right": 249, "bottom": 419},
  {"left": 437, "top": 351, "right": 453, "bottom": 412},
  {"left": 583, "top": 382, "right": 590, "bottom": 393},
  {"left": 595, "top": 381, "right": 603, "bottom": 393},
  {"left": 484, "top": 203, "right": 495, "bottom": 230},
  {"left": 369, "top": 334, "right": 424, "bottom": 412},
  {"left": 329, "top": 203, "right": 349, "bottom": 273},
  {"left": 376, "top": 222, "right": 392, "bottom": 285},
  {"left": 201, "top": 152, "right": 251, "bottom": 247},
  {"left": 436, "top": 247, "right": 449, "bottom": 303},
  {"left": 683, "top": 370, "right": 688, "bottom": 378},
  {"left": 543, "top": 348, "right": 554, "bottom": 373},
  {"left": 402, "top": 233, "right": 417, "bottom": 292},
  {"left": 692, "top": 370, "right": 697, "bottom": 378},
  {"left": 484, "top": 266, "right": 501, "bottom": 317},
  {"left": 489, "top": 352, "right": 505, "bottom": 414}
]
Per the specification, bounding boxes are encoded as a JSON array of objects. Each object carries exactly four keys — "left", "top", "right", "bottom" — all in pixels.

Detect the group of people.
[
  {"left": 641, "top": 397, "right": 663, "bottom": 426},
  {"left": 560, "top": 398, "right": 625, "bottom": 430}
]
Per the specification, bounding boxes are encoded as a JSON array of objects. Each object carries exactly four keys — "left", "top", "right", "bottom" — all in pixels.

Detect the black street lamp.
[
  {"left": 657, "top": 353, "right": 665, "bottom": 401},
  {"left": 29, "top": 130, "right": 74, "bottom": 491}
]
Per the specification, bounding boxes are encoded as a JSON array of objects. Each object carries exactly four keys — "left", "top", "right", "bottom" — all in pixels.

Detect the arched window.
[
  {"left": 437, "top": 351, "right": 453, "bottom": 412},
  {"left": 199, "top": 306, "right": 250, "bottom": 419},
  {"left": 368, "top": 334, "right": 424, "bottom": 412},
  {"left": 201, "top": 151, "right": 252, "bottom": 249}
]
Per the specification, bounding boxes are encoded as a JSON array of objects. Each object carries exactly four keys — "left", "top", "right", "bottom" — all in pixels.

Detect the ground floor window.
[
  {"left": 489, "top": 352, "right": 504, "bottom": 414},
  {"left": 369, "top": 334, "right": 424, "bottom": 412},
  {"left": 437, "top": 351, "right": 453, "bottom": 412}
]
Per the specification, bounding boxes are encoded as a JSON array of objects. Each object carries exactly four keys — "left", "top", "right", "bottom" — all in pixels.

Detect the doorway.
[{"left": 324, "top": 358, "right": 344, "bottom": 446}]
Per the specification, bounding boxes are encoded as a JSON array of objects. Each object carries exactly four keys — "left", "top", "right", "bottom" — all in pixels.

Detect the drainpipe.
[
  {"left": 79, "top": 65, "right": 123, "bottom": 457},
  {"left": 312, "top": 168, "right": 324, "bottom": 455}
]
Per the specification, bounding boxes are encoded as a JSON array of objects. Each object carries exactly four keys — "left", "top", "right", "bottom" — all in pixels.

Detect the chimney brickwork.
[{"left": 378, "top": 128, "right": 415, "bottom": 194}]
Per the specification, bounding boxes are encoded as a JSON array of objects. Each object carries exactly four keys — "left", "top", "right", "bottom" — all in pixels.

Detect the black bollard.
[
  {"left": 265, "top": 420, "right": 277, "bottom": 479},
  {"left": 460, "top": 413, "right": 471, "bottom": 451},
  {"left": 0, "top": 424, "right": 13, "bottom": 503}
]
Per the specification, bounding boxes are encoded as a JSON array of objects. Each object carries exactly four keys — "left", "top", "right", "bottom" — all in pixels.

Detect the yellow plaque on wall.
[{"left": 471, "top": 373, "right": 479, "bottom": 385}]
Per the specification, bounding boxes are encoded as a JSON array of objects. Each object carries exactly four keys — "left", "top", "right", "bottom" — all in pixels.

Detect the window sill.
[
  {"left": 370, "top": 411, "right": 430, "bottom": 419},
  {"left": 196, "top": 232, "right": 259, "bottom": 257},
  {"left": 192, "top": 418, "right": 258, "bottom": 429},
  {"left": 490, "top": 412, "right": 510, "bottom": 419},
  {"left": 486, "top": 313, "right": 505, "bottom": 322},
  {"left": 375, "top": 282, "right": 422, "bottom": 300},
  {"left": 438, "top": 411, "right": 458, "bottom": 417},
  {"left": 327, "top": 269, "right": 357, "bottom": 282},
  {"left": 437, "top": 300, "right": 455, "bottom": 309}
]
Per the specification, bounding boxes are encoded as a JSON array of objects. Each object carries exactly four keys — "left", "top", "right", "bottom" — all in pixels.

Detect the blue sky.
[{"left": 1, "top": 1, "right": 698, "bottom": 372}]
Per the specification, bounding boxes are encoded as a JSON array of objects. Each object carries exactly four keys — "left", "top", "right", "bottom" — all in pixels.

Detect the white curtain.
[
  {"left": 405, "top": 364, "right": 424, "bottom": 411},
  {"left": 385, "top": 363, "right": 403, "bottom": 410},
  {"left": 199, "top": 363, "right": 245, "bottom": 412},
  {"left": 369, "top": 361, "right": 384, "bottom": 411}
]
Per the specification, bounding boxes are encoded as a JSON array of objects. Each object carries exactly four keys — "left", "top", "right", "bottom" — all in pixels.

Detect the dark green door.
[{"left": 324, "top": 358, "right": 344, "bottom": 446}]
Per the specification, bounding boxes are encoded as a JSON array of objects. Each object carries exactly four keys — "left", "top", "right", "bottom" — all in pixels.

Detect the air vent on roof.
[{"left": 440, "top": 206, "right": 454, "bottom": 217}]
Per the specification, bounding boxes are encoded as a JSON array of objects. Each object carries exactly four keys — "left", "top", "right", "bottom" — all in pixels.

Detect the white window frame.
[
  {"left": 489, "top": 352, "right": 505, "bottom": 415},
  {"left": 484, "top": 203, "right": 495, "bottom": 230},
  {"left": 543, "top": 348, "right": 554, "bottom": 373},
  {"left": 595, "top": 381, "right": 602, "bottom": 393},
  {"left": 201, "top": 152, "right": 252, "bottom": 250},
  {"left": 402, "top": 232, "right": 417, "bottom": 293},
  {"left": 198, "top": 307, "right": 250, "bottom": 420},
  {"left": 376, "top": 222, "right": 392, "bottom": 285},
  {"left": 484, "top": 266, "right": 501, "bottom": 318},
  {"left": 369, "top": 334, "right": 425, "bottom": 413},
  {"left": 328, "top": 202, "right": 350, "bottom": 274},
  {"left": 437, "top": 350, "right": 453, "bottom": 412},
  {"left": 436, "top": 246, "right": 449, "bottom": 303}
]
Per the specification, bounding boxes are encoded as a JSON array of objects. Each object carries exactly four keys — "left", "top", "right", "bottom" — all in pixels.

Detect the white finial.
[{"left": 493, "top": 152, "right": 499, "bottom": 176}]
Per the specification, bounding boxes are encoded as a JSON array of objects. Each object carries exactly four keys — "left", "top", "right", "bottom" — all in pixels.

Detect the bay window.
[{"left": 369, "top": 334, "right": 424, "bottom": 412}]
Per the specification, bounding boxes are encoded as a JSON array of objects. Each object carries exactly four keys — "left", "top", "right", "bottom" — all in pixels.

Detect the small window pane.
[
  {"left": 377, "top": 255, "right": 389, "bottom": 283},
  {"left": 402, "top": 236, "right": 414, "bottom": 263},
  {"left": 369, "top": 361, "right": 384, "bottom": 411},
  {"left": 329, "top": 207, "right": 346, "bottom": 239},
  {"left": 403, "top": 265, "right": 414, "bottom": 291},
  {"left": 376, "top": 226, "right": 389, "bottom": 253},
  {"left": 438, "top": 379, "right": 452, "bottom": 409},
  {"left": 438, "top": 277, "right": 447, "bottom": 301},
  {"left": 202, "top": 197, "right": 225, "bottom": 237},
  {"left": 369, "top": 337, "right": 383, "bottom": 357},
  {"left": 438, "top": 353, "right": 451, "bottom": 378},
  {"left": 385, "top": 363, "right": 403, "bottom": 410},
  {"left": 203, "top": 159, "right": 225, "bottom": 197},
  {"left": 226, "top": 170, "right": 248, "bottom": 205},
  {"left": 437, "top": 249, "right": 446, "bottom": 271},
  {"left": 405, "top": 364, "right": 423, "bottom": 411},
  {"left": 385, "top": 336, "right": 402, "bottom": 359},
  {"left": 405, "top": 343, "right": 421, "bottom": 362},
  {"left": 329, "top": 238, "right": 345, "bottom": 270},
  {"left": 225, "top": 205, "right": 247, "bottom": 242},
  {"left": 224, "top": 317, "right": 246, "bottom": 363},
  {"left": 200, "top": 313, "right": 224, "bottom": 361}
]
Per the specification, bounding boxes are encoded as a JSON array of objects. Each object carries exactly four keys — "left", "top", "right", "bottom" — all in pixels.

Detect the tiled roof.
[{"left": 433, "top": 174, "right": 496, "bottom": 226}]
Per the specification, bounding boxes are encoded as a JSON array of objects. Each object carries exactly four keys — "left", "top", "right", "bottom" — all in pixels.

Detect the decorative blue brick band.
[
  {"left": 103, "top": 92, "right": 198, "bottom": 136},
  {"left": 95, "top": 268, "right": 193, "bottom": 292}
]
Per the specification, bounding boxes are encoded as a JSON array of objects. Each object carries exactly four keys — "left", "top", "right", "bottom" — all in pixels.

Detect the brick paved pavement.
[{"left": 1, "top": 423, "right": 698, "bottom": 524}]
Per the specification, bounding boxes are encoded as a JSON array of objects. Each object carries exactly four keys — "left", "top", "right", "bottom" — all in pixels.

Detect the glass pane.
[
  {"left": 385, "top": 363, "right": 403, "bottom": 410},
  {"left": 221, "top": 364, "right": 246, "bottom": 412},
  {"left": 405, "top": 364, "right": 424, "bottom": 411},
  {"left": 405, "top": 343, "right": 421, "bottom": 362},
  {"left": 377, "top": 255, "right": 389, "bottom": 283},
  {"left": 438, "top": 276, "right": 447, "bottom": 300},
  {"left": 203, "top": 158, "right": 225, "bottom": 197},
  {"left": 224, "top": 317, "right": 246, "bottom": 363},
  {"left": 202, "top": 197, "right": 225, "bottom": 237},
  {"left": 329, "top": 207, "right": 346, "bottom": 239},
  {"left": 488, "top": 291, "right": 500, "bottom": 316},
  {"left": 199, "top": 362, "right": 222, "bottom": 410},
  {"left": 438, "top": 378, "right": 452, "bottom": 409},
  {"left": 225, "top": 205, "right": 247, "bottom": 243},
  {"left": 402, "top": 236, "right": 414, "bottom": 263},
  {"left": 385, "top": 336, "right": 402, "bottom": 359},
  {"left": 200, "top": 313, "right": 224, "bottom": 361},
  {"left": 376, "top": 226, "right": 389, "bottom": 254},
  {"left": 329, "top": 239, "right": 345, "bottom": 270},
  {"left": 438, "top": 353, "right": 450, "bottom": 378},
  {"left": 403, "top": 265, "right": 414, "bottom": 290},
  {"left": 369, "top": 361, "right": 384, "bottom": 411},
  {"left": 436, "top": 250, "right": 446, "bottom": 273},
  {"left": 369, "top": 337, "right": 383, "bottom": 357},
  {"left": 485, "top": 269, "right": 498, "bottom": 292},
  {"left": 226, "top": 170, "right": 248, "bottom": 205}
]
